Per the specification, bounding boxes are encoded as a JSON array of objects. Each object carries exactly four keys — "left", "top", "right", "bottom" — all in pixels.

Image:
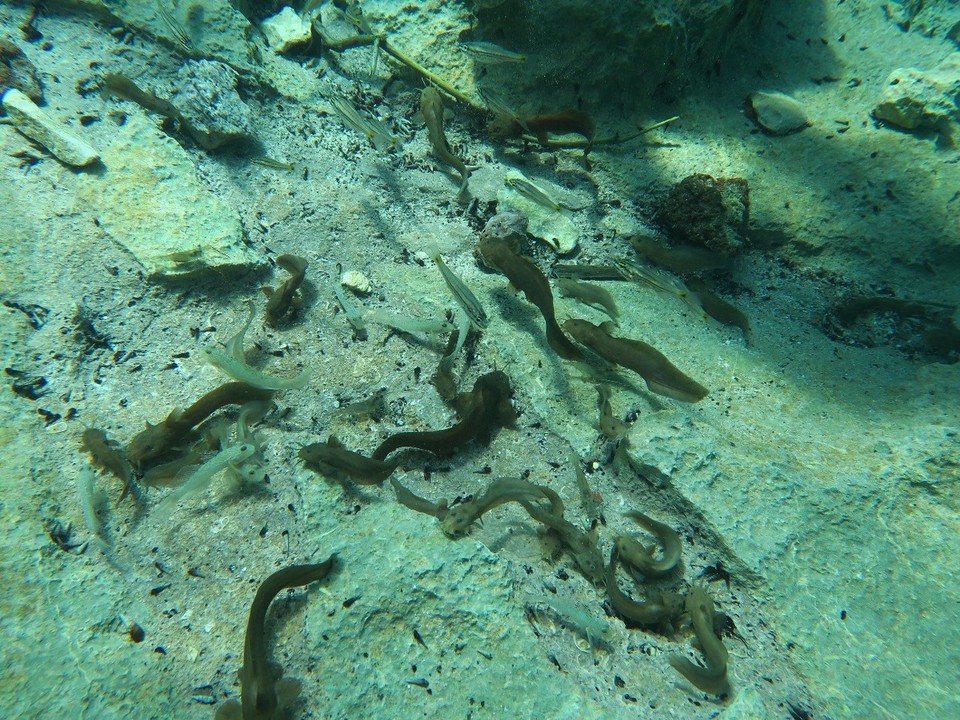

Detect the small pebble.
[
  {"left": 340, "top": 270, "right": 371, "bottom": 294},
  {"left": 748, "top": 91, "right": 809, "bottom": 135}
]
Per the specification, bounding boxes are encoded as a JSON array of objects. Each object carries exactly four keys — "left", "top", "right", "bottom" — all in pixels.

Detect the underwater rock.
[
  {"left": 1, "top": 89, "right": 99, "bottom": 167},
  {"left": 748, "top": 90, "right": 809, "bottom": 135},
  {"left": 0, "top": 39, "right": 42, "bottom": 102},
  {"left": 657, "top": 174, "right": 750, "bottom": 256},
  {"left": 884, "top": 0, "right": 960, "bottom": 42},
  {"left": 76, "top": 113, "right": 258, "bottom": 278},
  {"left": 498, "top": 172, "right": 578, "bottom": 254},
  {"left": 874, "top": 54, "right": 960, "bottom": 136},
  {"left": 261, "top": 7, "right": 313, "bottom": 54},
  {"left": 54, "top": 0, "right": 320, "bottom": 101},
  {"left": 169, "top": 60, "right": 254, "bottom": 150},
  {"left": 719, "top": 685, "right": 770, "bottom": 718},
  {"left": 468, "top": 0, "right": 765, "bottom": 109}
]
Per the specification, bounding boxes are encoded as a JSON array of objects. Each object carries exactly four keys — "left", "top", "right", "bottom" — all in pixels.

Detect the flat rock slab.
[
  {"left": 77, "top": 114, "right": 259, "bottom": 278},
  {"left": 296, "top": 502, "right": 607, "bottom": 720},
  {"left": 499, "top": 172, "right": 579, "bottom": 254}
]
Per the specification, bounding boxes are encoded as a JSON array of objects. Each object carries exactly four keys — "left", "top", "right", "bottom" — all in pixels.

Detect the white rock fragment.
[
  {"left": 874, "top": 53, "right": 960, "bottom": 133},
  {"left": 498, "top": 172, "right": 579, "bottom": 254},
  {"left": 748, "top": 90, "right": 809, "bottom": 135},
  {"left": 1, "top": 88, "right": 99, "bottom": 166},
  {"left": 340, "top": 270, "right": 371, "bottom": 294},
  {"left": 261, "top": 7, "right": 313, "bottom": 53}
]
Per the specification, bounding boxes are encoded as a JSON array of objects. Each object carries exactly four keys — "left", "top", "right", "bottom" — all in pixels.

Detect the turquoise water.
[{"left": 1, "top": 1, "right": 957, "bottom": 718}]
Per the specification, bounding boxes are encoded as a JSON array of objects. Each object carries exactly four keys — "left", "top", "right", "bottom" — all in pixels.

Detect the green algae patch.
[{"left": 76, "top": 114, "right": 260, "bottom": 279}]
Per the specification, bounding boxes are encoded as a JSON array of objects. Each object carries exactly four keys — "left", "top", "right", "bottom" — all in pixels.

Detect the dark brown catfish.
[
  {"left": 215, "top": 557, "right": 336, "bottom": 720},
  {"left": 300, "top": 436, "right": 398, "bottom": 485},
  {"left": 477, "top": 234, "right": 582, "bottom": 360},
  {"left": 127, "top": 382, "right": 275, "bottom": 469},
  {"left": 420, "top": 86, "right": 469, "bottom": 195},
  {"left": 262, "top": 254, "right": 308, "bottom": 326},
  {"left": 563, "top": 319, "right": 708, "bottom": 402},
  {"left": 372, "top": 371, "right": 516, "bottom": 461}
]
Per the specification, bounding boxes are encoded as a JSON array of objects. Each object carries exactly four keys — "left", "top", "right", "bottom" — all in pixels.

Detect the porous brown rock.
[{"left": 657, "top": 174, "right": 750, "bottom": 256}]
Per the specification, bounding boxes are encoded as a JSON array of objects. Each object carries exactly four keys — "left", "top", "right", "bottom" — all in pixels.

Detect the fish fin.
[
  {"left": 213, "top": 700, "right": 242, "bottom": 720},
  {"left": 645, "top": 379, "right": 706, "bottom": 403},
  {"left": 276, "top": 678, "right": 302, "bottom": 708}
]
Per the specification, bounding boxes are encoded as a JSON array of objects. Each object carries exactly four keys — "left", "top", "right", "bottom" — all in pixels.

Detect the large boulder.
[
  {"left": 466, "top": 0, "right": 766, "bottom": 108},
  {"left": 874, "top": 53, "right": 960, "bottom": 139}
]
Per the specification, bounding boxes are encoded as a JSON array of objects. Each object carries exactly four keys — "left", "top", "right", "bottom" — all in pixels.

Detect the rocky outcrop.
[{"left": 467, "top": 0, "right": 767, "bottom": 107}]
